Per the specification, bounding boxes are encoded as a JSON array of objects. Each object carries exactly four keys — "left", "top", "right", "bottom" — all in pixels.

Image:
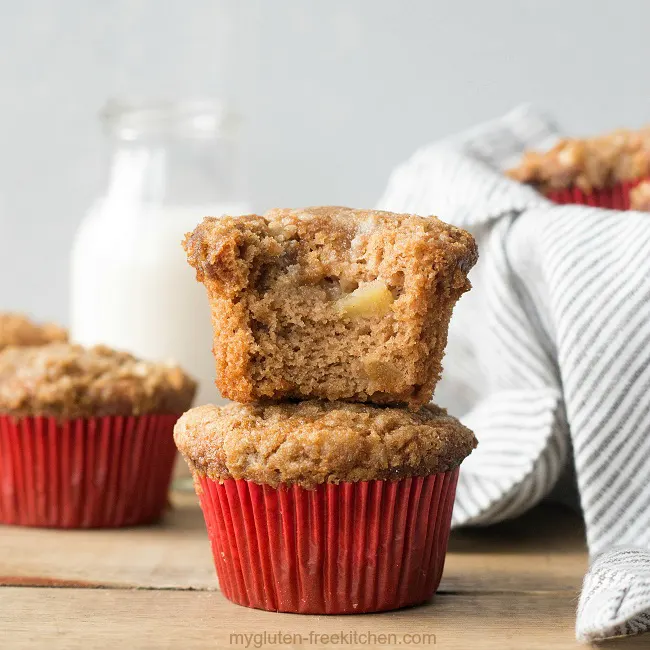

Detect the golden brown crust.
[
  {"left": 174, "top": 401, "right": 477, "bottom": 488},
  {"left": 183, "top": 207, "right": 477, "bottom": 408},
  {"left": 0, "top": 313, "right": 67, "bottom": 352},
  {"left": 0, "top": 343, "right": 197, "bottom": 419},
  {"left": 506, "top": 127, "right": 650, "bottom": 193}
]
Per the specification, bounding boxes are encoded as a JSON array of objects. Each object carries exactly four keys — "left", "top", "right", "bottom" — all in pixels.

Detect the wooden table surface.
[{"left": 0, "top": 490, "right": 646, "bottom": 650}]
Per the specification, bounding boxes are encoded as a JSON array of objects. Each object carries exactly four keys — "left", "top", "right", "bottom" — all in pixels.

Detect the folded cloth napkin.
[{"left": 377, "top": 104, "right": 650, "bottom": 642}]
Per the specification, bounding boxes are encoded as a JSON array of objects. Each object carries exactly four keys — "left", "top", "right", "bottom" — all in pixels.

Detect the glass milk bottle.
[{"left": 71, "top": 100, "right": 249, "bottom": 406}]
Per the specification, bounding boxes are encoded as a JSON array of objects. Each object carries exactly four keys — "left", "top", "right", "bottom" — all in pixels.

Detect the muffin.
[
  {"left": 506, "top": 127, "right": 650, "bottom": 209},
  {"left": 183, "top": 206, "right": 477, "bottom": 408},
  {"left": 0, "top": 343, "right": 196, "bottom": 528},
  {"left": 174, "top": 400, "right": 477, "bottom": 614},
  {"left": 630, "top": 181, "right": 650, "bottom": 211},
  {"left": 0, "top": 313, "right": 67, "bottom": 352}
]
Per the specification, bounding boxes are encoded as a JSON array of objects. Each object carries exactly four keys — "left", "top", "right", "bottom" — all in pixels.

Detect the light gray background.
[{"left": 1, "top": 0, "right": 649, "bottom": 324}]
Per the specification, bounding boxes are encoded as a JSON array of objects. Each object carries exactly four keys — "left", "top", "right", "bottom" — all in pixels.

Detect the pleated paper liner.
[
  {"left": 0, "top": 413, "right": 179, "bottom": 528},
  {"left": 198, "top": 469, "right": 459, "bottom": 614},
  {"left": 545, "top": 175, "right": 650, "bottom": 210}
]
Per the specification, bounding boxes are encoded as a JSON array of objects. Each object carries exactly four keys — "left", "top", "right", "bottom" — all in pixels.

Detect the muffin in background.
[
  {"left": 0, "top": 313, "right": 67, "bottom": 352},
  {"left": 174, "top": 400, "right": 477, "bottom": 614},
  {"left": 630, "top": 181, "right": 650, "bottom": 212},
  {"left": 183, "top": 206, "right": 477, "bottom": 409},
  {"left": 0, "top": 343, "right": 196, "bottom": 528},
  {"left": 506, "top": 127, "right": 650, "bottom": 209}
]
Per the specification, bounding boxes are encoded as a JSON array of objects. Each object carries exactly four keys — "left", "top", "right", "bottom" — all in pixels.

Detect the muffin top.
[
  {"left": 174, "top": 401, "right": 477, "bottom": 488},
  {"left": 506, "top": 127, "right": 650, "bottom": 193},
  {"left": 0, "top": 343, "right": 197, "bottom": 419},
  {"left": 0, "top": 313, "right": 67, "bottom": 352},
  {"left": 183, "top": 206, "right": 478, "bottom": 295}
]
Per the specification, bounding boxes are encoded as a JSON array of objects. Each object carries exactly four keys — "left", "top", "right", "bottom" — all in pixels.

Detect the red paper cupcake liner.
[
  {"left": 545, "top": 175, "right": 650, "bottom": 210},
  {"left": 0, "top": 413, "right": 179, "bottom": 528},
  {"left": 198, "top": 469, "right": 459, "bottom": 614}
]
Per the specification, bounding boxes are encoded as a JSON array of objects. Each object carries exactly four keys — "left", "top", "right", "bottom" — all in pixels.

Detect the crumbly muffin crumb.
[
  {"left": 0, "top": 313, "right": 67, "bottom": 352},
  {"left": 0, "top": 343, "right": 197, "bottom": 419},
  {"left": 506, "top": 127, "right": 650, "bottom": 193},
  {"left": 183, "top": 206, "right": 477, "bottom": 408},
  {"left": 174, "top": 401, "right": 477, "bottom": 488}
]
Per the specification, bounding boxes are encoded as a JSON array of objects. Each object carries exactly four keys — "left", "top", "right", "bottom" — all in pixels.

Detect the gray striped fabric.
[{"left": 377, "top": 105, "right": 650, "bottom": 642}]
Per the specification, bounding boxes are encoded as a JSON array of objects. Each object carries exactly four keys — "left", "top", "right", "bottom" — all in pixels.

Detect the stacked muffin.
[{"left": 175, "top": 206, "right": 478, "bottom": 614}]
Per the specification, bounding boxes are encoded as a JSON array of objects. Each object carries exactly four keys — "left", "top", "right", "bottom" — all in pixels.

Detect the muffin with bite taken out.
[{"left": 183, "top": 206, "right": 477, "bottom": 409}]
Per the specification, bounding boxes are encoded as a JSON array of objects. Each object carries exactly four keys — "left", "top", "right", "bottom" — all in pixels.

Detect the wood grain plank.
[
  {"left": 1, "top": 587, "right": 645, "bottom": 650},
  {"left": 0, "top": 492, "right": 216, "bottom": 590},
  {"left": 0, "top": 494, "right": 587, "bottom": 594},
  {"left": 445, "top": 504, "right": 588, "bottom": 593}
]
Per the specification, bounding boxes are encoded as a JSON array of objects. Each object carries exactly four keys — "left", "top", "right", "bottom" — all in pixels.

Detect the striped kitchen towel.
[{"left": 377, "top": 104, "right": 650, "bottom": 642}]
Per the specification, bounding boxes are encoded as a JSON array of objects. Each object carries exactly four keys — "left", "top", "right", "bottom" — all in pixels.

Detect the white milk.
[{"left": 71, "top": 201, "right": 249, "bottom": 406}]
